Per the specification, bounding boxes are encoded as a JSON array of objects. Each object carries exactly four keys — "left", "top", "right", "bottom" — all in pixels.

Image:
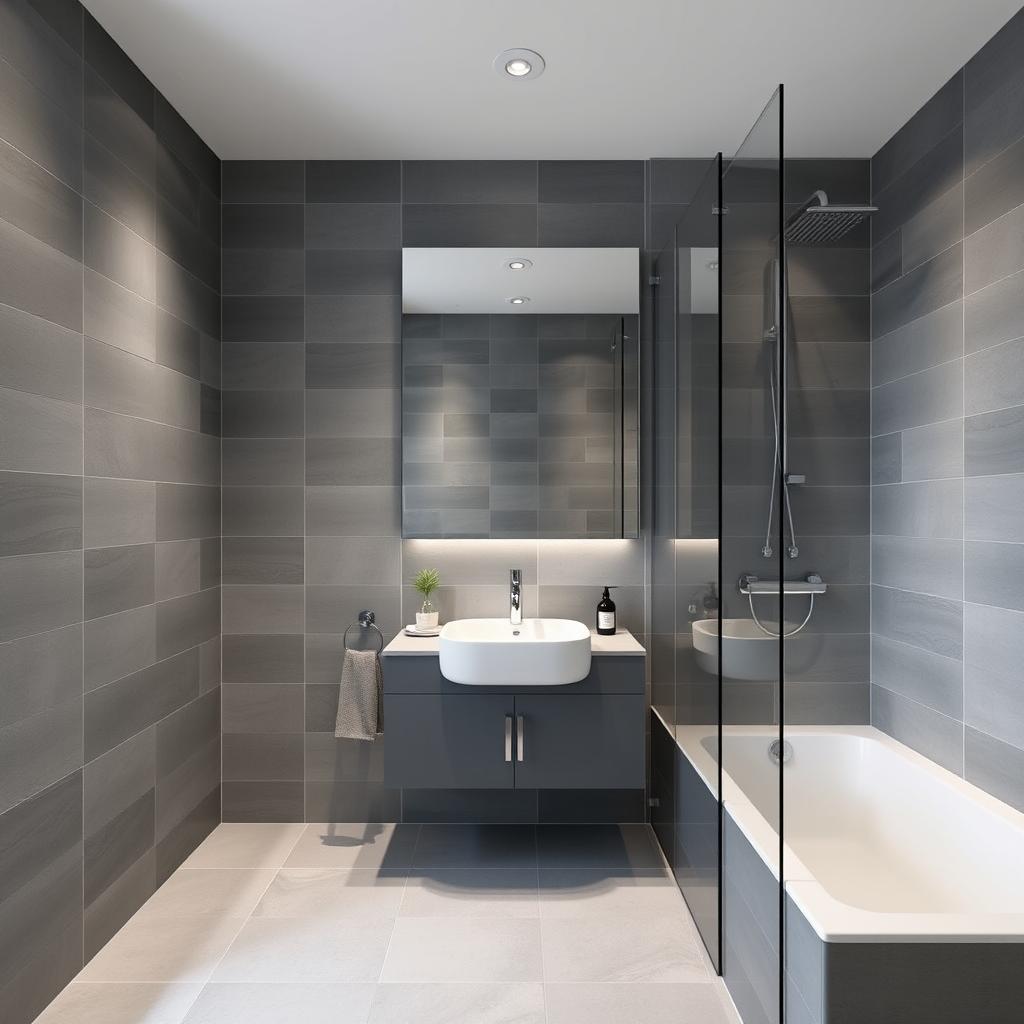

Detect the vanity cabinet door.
[
  {"left": 512, "top": 695, "right": 644, "bottom": 789},
  {"left": 384, "top": 694, "right": 516, "bottom": 789}
]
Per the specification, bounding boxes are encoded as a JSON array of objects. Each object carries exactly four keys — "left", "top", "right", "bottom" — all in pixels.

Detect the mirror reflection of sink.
[
  {"left": 439, "top": 618, "right": 592, "bottom": 686},
  {"left": 691, "top": 617, "right": 794, "bottom": 681}
]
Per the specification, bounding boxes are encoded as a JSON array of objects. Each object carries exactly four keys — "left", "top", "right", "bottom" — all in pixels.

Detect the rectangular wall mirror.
[{"left": 401, "top": 247, "right": 640, "bottom": 539}]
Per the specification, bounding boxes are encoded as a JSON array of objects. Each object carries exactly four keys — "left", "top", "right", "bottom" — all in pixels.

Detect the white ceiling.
[
  {"left": 402, "top": 248, "right": 640, "bottom": 314},
  {"left": 84, "top": 0, "right": 1021, "bottom": 160}
]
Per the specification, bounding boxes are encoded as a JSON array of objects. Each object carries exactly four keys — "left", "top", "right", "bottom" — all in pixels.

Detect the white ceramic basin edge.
[{"left": 439, "top": 618, "right": 592, "bottom": 685}]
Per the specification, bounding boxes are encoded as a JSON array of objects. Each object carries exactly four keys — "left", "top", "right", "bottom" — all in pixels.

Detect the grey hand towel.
[{"left": 335, "top": 648, "right": 383, "bottom": 741}]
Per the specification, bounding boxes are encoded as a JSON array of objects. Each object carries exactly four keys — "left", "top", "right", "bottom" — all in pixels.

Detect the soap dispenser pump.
[{"left": 596, "top": 586, "right": 617, "bottom": 636}]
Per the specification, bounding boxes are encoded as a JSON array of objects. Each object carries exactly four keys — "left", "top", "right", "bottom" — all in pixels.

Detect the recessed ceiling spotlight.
[
  {"left": 507, "top": 296, "right": 530, "bottom": 305},
  {"left": 494, "top": 48, "right": 545, "bottom": 80},
  {"left": 506, "top": 258, "right": 533, "bottom": 271}
]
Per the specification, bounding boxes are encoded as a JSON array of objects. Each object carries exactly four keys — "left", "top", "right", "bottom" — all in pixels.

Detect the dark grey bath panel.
[{"left": 382, "top": 654, "right": 644, "bottom": 790}]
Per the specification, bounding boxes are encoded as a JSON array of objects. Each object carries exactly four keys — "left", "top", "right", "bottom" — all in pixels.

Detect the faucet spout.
[{"left": 509, "top": 569, "right": 522, "bottom": 625}]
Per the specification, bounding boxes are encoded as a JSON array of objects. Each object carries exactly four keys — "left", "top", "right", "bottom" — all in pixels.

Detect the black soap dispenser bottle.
[{"left": 596, "top": 586, "right": 617, "bottom": 636}]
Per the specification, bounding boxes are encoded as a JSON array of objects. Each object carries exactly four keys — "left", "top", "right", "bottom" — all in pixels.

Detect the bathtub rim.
[{"left": 654, "top": 709, "right": 1024, "bottom": 943}]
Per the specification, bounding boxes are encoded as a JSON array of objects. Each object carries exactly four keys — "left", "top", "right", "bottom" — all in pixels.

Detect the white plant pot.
[{"left": 416, "top": 611, "right": 439, "bottom": 630}]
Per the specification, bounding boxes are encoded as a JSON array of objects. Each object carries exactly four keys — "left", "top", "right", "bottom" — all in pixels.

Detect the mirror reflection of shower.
[{"left": 760, "top": 190, "right": 878, "bottom": 559}]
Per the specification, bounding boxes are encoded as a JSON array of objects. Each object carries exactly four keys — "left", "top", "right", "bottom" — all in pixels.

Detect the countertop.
[{"left": 382, "top": 627, "right": 645, "bottom": 657}]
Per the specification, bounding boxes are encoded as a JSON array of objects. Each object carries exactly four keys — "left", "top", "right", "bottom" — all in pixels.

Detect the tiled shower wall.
[
  {"left": 0, "top": 2, "right": 220, "bottom": 1019},
  {"left": 220, "top": 159, "right": 648, "bottom": 824},
  {"left": 870, "top": 7, "right": 1024, "bottom": 812}
]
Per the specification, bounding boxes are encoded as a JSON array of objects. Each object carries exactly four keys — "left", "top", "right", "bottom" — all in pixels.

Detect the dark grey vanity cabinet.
[{"left": 382, "top": 656, "right": 644, "bottom": 790}]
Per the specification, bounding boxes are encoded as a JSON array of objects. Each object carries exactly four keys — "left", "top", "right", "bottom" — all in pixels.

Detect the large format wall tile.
[
  {"left": 870, "top": 9, "right": 1024, "bottom": 808},
  {"left": 0, "top": 8, "right": 220, "bottom": 1017}
]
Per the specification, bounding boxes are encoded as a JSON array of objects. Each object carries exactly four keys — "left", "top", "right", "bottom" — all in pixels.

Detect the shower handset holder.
[{"left": 738, "top": 574, "right": 826, "bottom": 638}]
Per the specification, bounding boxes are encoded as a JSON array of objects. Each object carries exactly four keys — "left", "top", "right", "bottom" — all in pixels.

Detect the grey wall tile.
[
  {"left": 965, "top": 406, "right": 1024, "bottom": 476},
  {"left": 83, "top": 477, "right": 155, "bottom": 548},
  {"left": 305, "top": 294, "right": 399, "bottom": 343},
  {"left": 871, "top": 585, "right": 963, "bottom": 659},
  {"left": 402, "top": 204, "right": 537, "bottom": 246},
  {"left": 870, "top": 684, "right": 963, "bottom": 773},
  {"left": 84, "top": 604, "right": 156, "bottom": 692},
  {"left": 222, "top": 295, "right": 304, "bottom": 343},
  {"left": 964, "top": 133, "right": 1024, "bottom": 235},
  {"left": 84, "top": 648, "right": 199, "bottom": 761},
  {"left": 538, "top": 203, "right": 644, "bottom": 246},
  {"left": 0, "top": 135, "right": 82, "bottom": 258},
  {"left": 965, "top": 336, "right": 1024, "bottom": 416},
  {"left": 0, "top": 696, "right": 81, "bottom": 815},
  {"left": 0, "top": 384, "right": 81, "bottom": 475},
  {"left": 403, "top": 161, "right": 537, "bottom": 204},
  {"left": 223, "top": 438, "right": 305, "bottom": 485},
  {"left": 155, "top": 587, "right": 219, "bottom": 659},
  {"left": 871, "top": 244, "right": 962, "bottom": 339},
  {"left": 304, "top": 204, "right": 399, "bottom": 249},
  {"left": 964, "top": 602, "right": 1024, "bottom": 748},
  {"left": 222, "top": 204, "right": 303, "bottom": 249},
  {"left": 0, "top": 549, "right": 82, "bottom": 642},
  {"left": 539, "top": 161, "right": 644, "bottom": 203},
  {"left": 870, "top": 535, "right": 963, "bottom": 600},
  {"left": 222, "top": 485, "right": 304, "bottom": 536},
  {"left": 871, "top": 479, "right": 963, "bottom": 538},
  {"left": 222, "top": 161, "right": 303, "bottom": 204},
  {"left": 0, "top": 302, "right": 81, "bottom": 405},
  {"left": 870, "top": 635, "right": 962, "bottom": 718},
  {"left": 965, "top": 472, "right": 1024, "bottom": 541},
  {"left": 964, "top": 539, "right": 1024, "bottom": 611},
  {"left": 900, "top": 419, "right": 964, "bottom": 481},
  {"left": 965, "top": 271, "right": 1024, "bottom": 357},
  {"left": 84, "top": 267, "right": 155, "bottom": 359},
  {"left": 222, "top": 390, "right": 304, "bottom": 438},
  {"left": 223, "top": 634, "right": 304, "bottom": 685},
  {"left": 0, "top": 471, "right": 81, "bottom": 556},
  {"left": 965, "top": 201, "right": 1024, "bottom": 293},
  {"left": 84, "top": 543, "right": 154, "bottom": 619},
  {"left": 155, "top": 483, "right": 219, "bottom": 541},
  {"left": 964, "top": 726, "right": 1024, "bottom": 813},
  {"left": 871, "top": 299, "right": 963, "bottom": 387},
  {"left": 306, "top": 161, "right": 400, "bottom": 203},
  {"left": 872, "top": 359, "right": 962, "bottom": 436},
  {"left": 222, "top": 537, "right": 304, "bottom": 585},
  {"left": 222, "top": 585, "right": 304, "bottom": 634},
  {"left": 870, "top": 433, "right": 901, "bottom": 484}
]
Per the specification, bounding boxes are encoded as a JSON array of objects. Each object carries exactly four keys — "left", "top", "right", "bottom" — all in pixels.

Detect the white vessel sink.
[
  {"left": 439, "top": 618, "right": 592, "bottom": 686},
  {"left": 692, "top": 617, "right": 794, "bottom": 681}
]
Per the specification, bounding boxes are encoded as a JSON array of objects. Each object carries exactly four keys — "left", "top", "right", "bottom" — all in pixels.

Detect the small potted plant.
[{"left": 411, "top": 568, "right": 441, "bottom": 631}]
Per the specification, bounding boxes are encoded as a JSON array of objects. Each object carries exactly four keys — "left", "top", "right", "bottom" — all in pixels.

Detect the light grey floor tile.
[
  {"left": 381, "top": 918, "right": 543, "bottom": 983},
  {"left": 253, "top": 868, "right": 406, "bottom": 919},
  {"left": 536, "top": 824, "right": 667, "bottom": 871},
  {"left": 540, "top": 915, "right": 709, "bottom": 983},
  {"left": 545, "top": 982, "right": 735, "bottom": 1024},
  {"left": 34, "top": 982, "right": 203, "bottom": 1024},
  {"left": 369, "top": 983, "right": 545, "bottom": 1024},
  {"left": 77, "top": 916, "right": 248, "bottom": 983},
  {"left": 538, "top": 868, "right": 686, "bottom": 918},
  {"left": 182, "top": 982, "right": 375, "bottom": 1024},
  {"left": 135, "top": 869, "right": 276, "bottom": 920},
  {"left": 182, "top": 823, "right": 305, "bottom": 869},
  {"left": 283, "top": 822, "right": 418, "bottom": 871},
  {"left": 400, "top": 869, "right": 539, "bottom": 918},
  {"left": 412, "top": 824, "right": 537, "bottom": 870},
  {"left": 211, "top": 917, "right": 394, "bottom": 983}
]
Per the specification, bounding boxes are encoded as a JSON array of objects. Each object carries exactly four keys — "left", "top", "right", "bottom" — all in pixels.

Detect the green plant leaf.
[{"left": 411, "top": 567, "right": 441, "bottom": 597}]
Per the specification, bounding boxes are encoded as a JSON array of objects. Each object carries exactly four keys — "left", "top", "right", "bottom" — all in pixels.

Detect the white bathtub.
[{"left": 671, "top": 722, "right": 1024, "bottom": 942}]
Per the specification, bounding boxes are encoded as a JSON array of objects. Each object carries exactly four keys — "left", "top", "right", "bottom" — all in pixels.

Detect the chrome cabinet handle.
[
  {"left": 516, "top": 715, "right": 524, "bottom": 762},
  {"left": 504, "top": 714, "right": 513, "bottom": 762}
]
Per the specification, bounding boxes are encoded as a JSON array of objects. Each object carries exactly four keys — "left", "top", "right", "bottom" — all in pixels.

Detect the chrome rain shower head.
[{"left": 784, "top": 189, "right": 877, "bottom": 244}]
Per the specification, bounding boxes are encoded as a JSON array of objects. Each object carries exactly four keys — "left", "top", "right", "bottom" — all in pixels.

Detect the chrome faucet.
[{"left": 509, "top": 569, "right": 522, "bottom": 625}]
